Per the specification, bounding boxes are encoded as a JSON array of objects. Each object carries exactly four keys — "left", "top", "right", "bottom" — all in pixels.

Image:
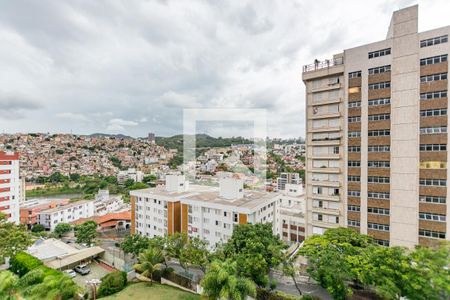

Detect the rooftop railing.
[{"left": 303, "top": 57, "right": 344, "bottom": 73}]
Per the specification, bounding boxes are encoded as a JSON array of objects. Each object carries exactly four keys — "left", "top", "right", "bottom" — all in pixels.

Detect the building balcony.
[
  {"left": 311, "top": 167, "right": 340, "bottom": 174},
  {"left": 310, "top": 112, "right": 341, "bottom": 120},
  {"left": 310, "top": 126, "right": 341, "bottom": 133},
  {"left": 310, "top": 180, "right": 340, "bottom": 187}
]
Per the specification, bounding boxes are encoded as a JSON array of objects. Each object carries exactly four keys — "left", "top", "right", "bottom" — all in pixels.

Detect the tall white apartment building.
[
  {"left": 303, "top": 5, "right": 450, "bottom": 247},
  {"left": 0, "top": 151, "right": 22, "bottom": 224},
  {"left": 131, "top": 174, "right": 279, "bottom": 249},
  {"left": 37, "top": 200, "right": 95, "bottom": 231}
]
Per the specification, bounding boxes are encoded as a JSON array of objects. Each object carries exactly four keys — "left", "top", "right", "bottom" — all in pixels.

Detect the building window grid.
[
  {"left": 419, "top": 212, "right": 446, "bottom": 222},
  {"left": 419, "top": 178, "right": 446, "bottom": 187},
  {"left": 419, "top": 229, "right": 446, "bottom": 239},
  {"left": 420, "top": 90, "right": 447, "bottom": 100},
  {"left": 348, "top": 161, "right": 361, "bottom": 167},
  {"left": 348, "top": 101, "right": 361, "bottom": 108},
  {"left": 420, "top": 108, "right": 447, "bottom": 117},
  {"left": 368, "top": 207, "right": 390, "bottom": 215},
  {"left": 420, "top": 35, "right": 448, "bottom": 48},
  {"left": 368, "top": 98, "right": 390, "bottom": 106},
  {"left": 368, "top": 161, "right": 390, "bottom": 168},
  {"left": 419, "top": 195, "right": 446, "bottom": 204},
  {"left": 348, "top": 146, "right": 361, "bottom": 152},
  {"left": 368, "top": 176, "right": 390, "bottom": 184},
  {"left": 368, "top": 113, "right": 390, "bottom": 121},
  {"left": 420, "top": 54, "right": 447, "bottom": 66},
  {"left": 348, "top": 205, "right": 360, "bottom": 212},
  {"left": 368, "top": 48, "right": 391, "bottom": 59},
  {"left": 420, "top": 73, "right": 447, "bottom": 83},
  {"left": 368, "top": 222, "right": 390, "bottom": 231},
  {"left": 420, "top": 126, "right": 447, "bottom": 135},
  {"left": 348, "top": 190, "right": 361, "bottom": 197},
  {"left": 348, "top": 71, "right": 362, "bottom": 78},
  {"left": 348, "top": 116, "right": 361, "bottom": 123},
  {"left": 368, "top": 81, "right": 391, "bottom": 90},
  {"left": 368, "top": 129, "right": 390, "bottom": 137},
  {"left": 348, "top": 219, "right": 360, "bottom": 227},
  {"left": 368, "top": 145, "right": 390, "bottom": 152},
  {"left": 368, "top": 65, "right": 391, "bottom": 75},
  {"left": 368, "top": 192, "right": 390, "bottom": 200},
  {"left": 348, "top": 131, "right": 361, "bottom": 138},
  {"left": 348, "top": 175, "right": 361, "bottom": 182},
  {"left": 374, "top": 239, "right": 390, "bottom": 246}
]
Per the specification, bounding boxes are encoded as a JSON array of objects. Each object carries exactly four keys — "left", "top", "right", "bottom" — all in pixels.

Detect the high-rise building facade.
[
  {"left": 303, "top": 5, "right": 449, "bottom": 247},
  {"left": 0, "top": 151, "right": 22, "bottom": 224}
]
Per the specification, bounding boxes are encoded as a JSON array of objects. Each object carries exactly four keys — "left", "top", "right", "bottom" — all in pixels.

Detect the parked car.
[
  {"left": 74, "top": 264, "right": 91, "bottom": 275},
  {"left": 64, "top": 269, "right": 77, "bottom": 278}
]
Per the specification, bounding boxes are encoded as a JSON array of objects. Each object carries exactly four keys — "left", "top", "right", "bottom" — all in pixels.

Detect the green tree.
[
  {"left": 0, "top": 270, "right": 19, "bottom": 299},
  {"left": 201, "top": 260, "right": 256, "bottom": 300},
  {"left": 27, "top": 274, "right": 78, "bottom": 300},
  {"left": 128, "top": 182, "right": 149, "bottom": 190},
  {"left": 97, "top": 271, "right": 127, "bottom": 297},
  {"left": 0, "top": 213, "right": 33, "bottom": 260},
  {"left": 142, "top": 175, "right": 157, "bottom": 183},
  {"left": 124, "top": 179, "right": 135, "bottom": 188},
  {"left": 224, "top": 223, "right": 286, "bottom": 287},
  {"left": 69, "top": 173, "right": 80, "bottom": 181},
  {"left": 31, "top": 224, "right": 45, "bottom": 233},
  {"left": 74, "top": 221, "right": 97, "bottom": 246},
  {"left": 179, "top": 236, "right": 210, "bottom": 274},
  {"left": 166, "top": 232, "right": 188, "bottom": 260},
  {"left": 282, "top": 257, "right": 303, "bottom": 296},
  {"left": 120, "top": 234, "right": 150, "bottom": 258},
  {"left": 133, "top": 248, "right": 164, "bottom": 284},
  {"left": 54, "top": 223, "right": 72, "bottom": 238}
]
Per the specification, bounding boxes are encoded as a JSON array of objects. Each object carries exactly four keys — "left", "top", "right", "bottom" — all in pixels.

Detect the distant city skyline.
[{"left": 1, "top": 0, "right": 449, "bottom": 138}]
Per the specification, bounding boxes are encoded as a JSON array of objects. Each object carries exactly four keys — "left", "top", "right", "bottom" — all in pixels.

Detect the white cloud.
[
  {"left": 106, "top": 118, "right": 138, "bottom": 132},
  {"left": 56, "top": 112, "right": 88, "bottom": 121}
]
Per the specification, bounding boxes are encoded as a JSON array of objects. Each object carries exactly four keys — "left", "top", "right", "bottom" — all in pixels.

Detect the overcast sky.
[{"left": 0, "top": 0, "right": 449, "bottom": 138}]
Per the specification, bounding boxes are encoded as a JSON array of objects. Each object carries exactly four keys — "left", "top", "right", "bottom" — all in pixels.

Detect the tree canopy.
[
  {"left": 74, "top": 221, "right": 97, "bottom": 246},
  {"left": 0, "top": 213, "right": 33, "bottom": 260}
]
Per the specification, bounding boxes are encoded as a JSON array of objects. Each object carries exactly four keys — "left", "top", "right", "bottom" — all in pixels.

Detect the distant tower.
[{"left": 148, "top": 133, "right": 155, "bottom": 144}]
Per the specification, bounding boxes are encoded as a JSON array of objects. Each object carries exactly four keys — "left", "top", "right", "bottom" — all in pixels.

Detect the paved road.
[{"left": 270, "top": 271, "right": 332, "bottom": 300}]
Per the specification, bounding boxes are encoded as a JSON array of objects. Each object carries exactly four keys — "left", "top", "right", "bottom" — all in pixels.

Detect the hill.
[{"left": 155, "top": 134, "right": 253, "bottom": 151}]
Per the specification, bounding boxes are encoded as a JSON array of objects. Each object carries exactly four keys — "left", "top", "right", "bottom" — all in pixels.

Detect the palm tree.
[
  {"left": 201, "top": 260, "right": 256, "bottom": 300},
  {"left": 134, "top": 247, "right": 164, "bottom": 284},
  {"left": 0, "top": 271, "right": 19, "bottom": 299}
]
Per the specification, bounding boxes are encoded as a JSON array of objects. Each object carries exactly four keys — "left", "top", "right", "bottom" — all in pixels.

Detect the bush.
[
  {"left": 18, "top": 268, "right": 44, "bottom": 287},
  {"left": 257, "top": 288, "right": 303, "bottom": 300},
  {"left": 10, "top": 252, "right": 43, "bottom": 277},
  {"left": 31, "top": 224, "right": 45, "bottom": 233},
  {"left": 97, "top": 271, "right": 127, "bottom": 297}
]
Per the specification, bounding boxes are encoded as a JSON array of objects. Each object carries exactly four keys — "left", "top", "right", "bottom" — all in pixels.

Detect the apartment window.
[
  {"left": 348, "top": 190, "right": 361, "bottom": 197},
  {"left": 368, "top": 65, "right": 391, "bottom": 75},
  {"left": 420, "top": 35, "right": 448, "bottom": 48},
  {"left": 368, "top": 222, "right": 390, "bottom": 231},
  {"left": 348, "top": 161, "right": 361, "bottom": 167},
  {"left": 348, "top": 101, "right": 361, "bottom": 108},
  {"left": 419, "top": 212, "right": 446, "bottom": 222},
  {"left": 419, "top": 229, "right": 446, "bottom": 239},
  {"left": 419, "top": 195, "right": 446, "bottom": 204},
  {"left": 420, "top": 90, "right": 447, "bottom": 100},
  {"left": 368, "top": 207, "right": 390, "bottom": 215},
  {"left": 368, "top": 98, "right": 390, "bottom": 106},
  {"left": 348, "top": 131, "right": 361, "bottom": 138},
  {"left": 375, "top": 239, "right": 390, "bottom": 247},
  {"left": 348, "top": 116, "right": 361, "bottom": 123},
  {"left": 368, "top": 129, "right": 390, "bottom": 137},
  {"left": 233, "top": 213, "right": 238, "bottom": 223},
  {"left": 369, "top": 81, "right": 391, "bottom": 90},
  {"left": 420, "top": 108, "right": 447, "bottom": 117},
  {"left": 348, "top": 146, "right": 361, "bottom": 152},
  {"left": 368, "top": 161, "right": 390, "bottom": 168},
  {"left": 420, "top": 73, "right": 447, "bottom": 83},
  {"left": 419, "top": 161, "right": 447, "bottom": 169},
  {"left": 368, "top": 113, "right": 390, "bottom": 121},
  {"left": 420, "top": 126, "right": 447, "bottom": 134},
  {"left": 420, "top": 54, "right": 447, "bottom": 66},
  {"left": 348, "top": 71, "right": 361, "bottom": 78},
  {"left": 419, "top": 178, "right": 446, "bottom": 187},
  {"left": 368, "top": 191, "right": 390, "bottom": 200},
  {"left": 348, "top": 219, "right": 360, "bottom": 227},
  {"left": 333, "top": 146, "right": 339, "bottom": 154},
  {"left": 348, "top": 205, "right": 360, "bottom": 212},
  {"left": 368, "top": 48, "right": 391, "bottom": 59},
  {"left": 368, "top": 145, "right": 390, "bottom": 152},
  {"left": 348, "top": 175, "right": 360, "bottom": 182},
  {"left": 368, "top": 176, "right": 390, "bottom": 184}
]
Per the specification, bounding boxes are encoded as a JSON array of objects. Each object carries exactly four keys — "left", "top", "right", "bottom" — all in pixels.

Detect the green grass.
[{"left": 101, "top": 282, "right": 201, "bottom": 300}]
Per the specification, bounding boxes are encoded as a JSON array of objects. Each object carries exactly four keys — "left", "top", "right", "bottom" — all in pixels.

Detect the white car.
[{"left": 64, "top": 269, "right": 77, "bottom": 278}]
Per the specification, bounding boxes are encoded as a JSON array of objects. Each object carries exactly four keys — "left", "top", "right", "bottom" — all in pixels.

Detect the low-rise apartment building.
[
  {"left": 37, "top": 200, "right": 95, "bottom": 231},
  {"left": 131, "top": 174, "right": 279, "bottom": 249},
  {"left": 20, "top": 198, "right": 70, "bottom": 229}
]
